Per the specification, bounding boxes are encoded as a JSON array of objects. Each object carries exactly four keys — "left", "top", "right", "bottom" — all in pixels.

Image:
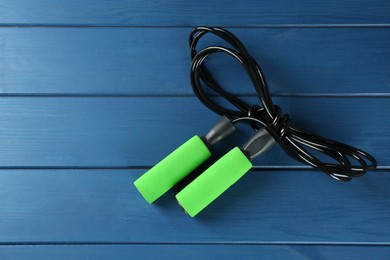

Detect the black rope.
[{"left": 189, "top": 26, "right": 377, "bottom": 181}]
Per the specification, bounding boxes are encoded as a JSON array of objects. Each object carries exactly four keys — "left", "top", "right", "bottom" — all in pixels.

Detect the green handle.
[
  {"left": 176, "top": 147, "right": 252, "bottom": 217},
  {"left": 134, "top": 135, "right": 211, "bottom": 203}
]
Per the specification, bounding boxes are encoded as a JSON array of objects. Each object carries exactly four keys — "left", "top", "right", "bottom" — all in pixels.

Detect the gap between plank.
[
  {"left": 0, "top": 166, "right": 388, "bottom": 171},
  {"left": 0, "top": 93, "right": 389, "bottom": 98},
  {"left": 0, "top": 241, "right": 389, "bottom": 246},
  {"left": 0, "top": 24, "right": 390, "bottom": 28}
]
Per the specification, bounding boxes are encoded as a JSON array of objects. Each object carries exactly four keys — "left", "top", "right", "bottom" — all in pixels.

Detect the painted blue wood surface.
[
  {"left": 1, "top": 245, "right": 390, "bottom": 260},
  {"left": 0, "top": 0, "right": 389, "bottom": 258},
  {"left": 0, "top": 170, "right": 388, "bottom": 243},
  {"left": 0, "top": 0, "right": 389, "bottom": 26},
  {"left": 0, "top": 28, "right": 389, "bottom": 95},
  {"left": 0, "top": 97, "right": 386, "bottom": 167}
]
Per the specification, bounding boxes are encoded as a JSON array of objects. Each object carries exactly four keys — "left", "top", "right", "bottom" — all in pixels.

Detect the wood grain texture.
[
  {"left": 1, "top": 245, "right": 390, "bottom": 260},
  {"left": 0, "top": 0, "right": 389, "bottom": 26},
  {"left": 0, "top": 97, "right": 386, "bottom": 168},
  {"left": 0, "top": 169, "right": 388, "bottom": 243},
  {"left": 0, "top": 0, "right": 389, "bottom": 256},
  {"left": 0, "top": 28, "right": 389, "bottom": 95}
]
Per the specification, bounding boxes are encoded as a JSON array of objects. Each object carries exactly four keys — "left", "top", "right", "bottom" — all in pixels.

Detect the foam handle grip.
[
  {"left": 134, "top": 135, "right": 211, "bottom": 204},
  {"left": 176, "top": 147, "right": 252, "bottom": 217}
]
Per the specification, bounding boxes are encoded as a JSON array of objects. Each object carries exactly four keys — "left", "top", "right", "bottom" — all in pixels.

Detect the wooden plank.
[
  {"left": 0, "top": 244, "right": 389, "bottom": 260},
  {"left": 0, "top": 1, "right": 389, "bottom": 26},
  {"left": 0, "top": 97, "right": 386, "bottom": 168},
  {"left": 0, "top": 28, "right": 389, "bottom": 95},
  {"left": 0, "top": 169, "right": 388, "bottom": 243}
]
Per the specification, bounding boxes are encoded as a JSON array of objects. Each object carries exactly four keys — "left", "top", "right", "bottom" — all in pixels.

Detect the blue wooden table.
[{"left": 0, "top": 1, "right": 389, "bottom": 259}]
